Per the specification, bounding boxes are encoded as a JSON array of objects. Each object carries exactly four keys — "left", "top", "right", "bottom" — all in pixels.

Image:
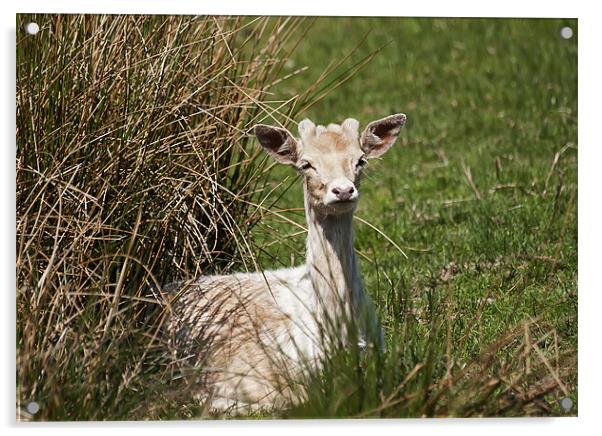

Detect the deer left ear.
[
  {"left": 254, "top": 124, "right": 299, "bottom": 165},
  {"left": 360, "top": 113, "right": 407, "bottom": 158}
]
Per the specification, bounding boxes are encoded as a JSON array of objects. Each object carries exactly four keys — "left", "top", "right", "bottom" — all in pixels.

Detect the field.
[
  {"left": 254, "top": 17, "right": 578, "bottom": 417},
  {"left": 16, "top": 16, "right": 577, "bottom": 419}
]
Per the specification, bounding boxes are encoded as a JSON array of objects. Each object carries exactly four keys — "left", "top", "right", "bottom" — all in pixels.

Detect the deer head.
[{"left": 254, "top": 113, "right": 406, "bottom": 216}]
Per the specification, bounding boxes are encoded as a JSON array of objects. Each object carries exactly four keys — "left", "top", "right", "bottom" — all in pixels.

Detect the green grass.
[{"left": 251, "top": 17, "right": 577, "bottom": 417}]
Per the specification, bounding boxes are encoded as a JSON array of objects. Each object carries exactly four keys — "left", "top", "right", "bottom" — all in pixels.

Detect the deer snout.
[
  {"left": 327, "top": 179, "right": 358, "bottom": 204},
  {"left": 331, "top": 185, "right": 355, "bottom": 201}
]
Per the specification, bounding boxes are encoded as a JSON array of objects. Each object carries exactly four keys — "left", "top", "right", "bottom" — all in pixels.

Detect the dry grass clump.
[{"left": 16, "top": 14, "right": 313, "bottom": 420}]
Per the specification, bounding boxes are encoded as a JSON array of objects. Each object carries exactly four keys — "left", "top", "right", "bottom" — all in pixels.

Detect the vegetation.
[
  {"left": 16, "top": 14, "right": 315, "bottom": 420},
  {"left": 260, "top": 17, "right": 577, "bottom": 418},
  {"left": 16, "top": 15, "right": 577, "bottom": 420}
]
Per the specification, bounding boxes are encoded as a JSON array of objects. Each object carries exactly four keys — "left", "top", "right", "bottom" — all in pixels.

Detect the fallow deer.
[{"left": 167, "top": 113, "right": 407, "bottom": 411}]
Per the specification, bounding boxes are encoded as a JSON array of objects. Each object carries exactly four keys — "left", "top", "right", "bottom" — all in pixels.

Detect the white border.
[
  {"left": 9, "top": 0, "right": 579, "bottom": 17},
  {"left": 3, "top": 1, "right": 600, "bottom": 436}
]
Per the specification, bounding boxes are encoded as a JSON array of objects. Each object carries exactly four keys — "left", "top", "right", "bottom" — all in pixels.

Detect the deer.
[{"left": 166, "top": 113, "right": 407, "bottom": 412}]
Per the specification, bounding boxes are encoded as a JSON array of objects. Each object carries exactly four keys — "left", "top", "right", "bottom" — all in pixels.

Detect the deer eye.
[
  {"left": 299, "top": 161, "right": 315, "bottom": 172},
  {"left": 355, "top": 156, "right": 368, "bottom": 170}
]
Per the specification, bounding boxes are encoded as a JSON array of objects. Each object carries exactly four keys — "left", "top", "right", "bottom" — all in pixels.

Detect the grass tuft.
[{"left": 16, "top": 14, "right": 321, "bottom": 420}]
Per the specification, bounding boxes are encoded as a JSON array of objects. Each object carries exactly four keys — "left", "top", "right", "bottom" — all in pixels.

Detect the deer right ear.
[
  {"left": 360, "top": 113, "right": 407, "bottom": 158},
  {"left": 254, "top": 124, "right": 299, "bottom": 165}
]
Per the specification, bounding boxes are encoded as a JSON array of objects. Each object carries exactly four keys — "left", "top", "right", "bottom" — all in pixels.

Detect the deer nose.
[{"left": 331, "top": 185, "right": 355, "bottom": 201}]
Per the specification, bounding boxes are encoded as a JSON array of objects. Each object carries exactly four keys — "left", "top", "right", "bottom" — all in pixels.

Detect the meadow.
[
  {"left": 16, "top": 15, "right": 577, "bottom": 419},
  {"left": 253, "top": 17, "right": 578, "bottom": 417}
]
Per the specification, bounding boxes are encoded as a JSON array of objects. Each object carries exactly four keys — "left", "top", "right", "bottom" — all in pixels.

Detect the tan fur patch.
[{"left": 316, "top": 131, "right": 349, "bottom": 152}]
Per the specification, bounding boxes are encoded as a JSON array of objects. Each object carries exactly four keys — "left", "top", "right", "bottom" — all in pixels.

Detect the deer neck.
[{"left": 304, "top": 190, "right": 361, "bottom": 318}]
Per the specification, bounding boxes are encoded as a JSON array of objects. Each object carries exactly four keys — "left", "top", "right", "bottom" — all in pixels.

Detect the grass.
[
  {"left": 253, "top": 17, "right": 577, "bottom": 417},
  {"left": 15, "top": 14, "right": 319, "bottom": 420},
  {"left": 16, "top": 15, "right": 577, "bottom": 420}
]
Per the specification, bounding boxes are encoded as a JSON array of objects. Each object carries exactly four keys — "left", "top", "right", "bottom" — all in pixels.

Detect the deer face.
[
  {"left": 255, "top": 113, "right": 406, "bottom": 216},
  {"left": 296, "top": 119, "right": 365, "bottom": 215}
]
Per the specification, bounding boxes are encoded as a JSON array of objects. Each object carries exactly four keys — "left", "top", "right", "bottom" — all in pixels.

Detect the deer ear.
[
  {"left": 360, "top": 113, "right": 407, "bottom": 158},
  {"left": 254, "top": 124, "right": 299, "bottom": 165}
]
